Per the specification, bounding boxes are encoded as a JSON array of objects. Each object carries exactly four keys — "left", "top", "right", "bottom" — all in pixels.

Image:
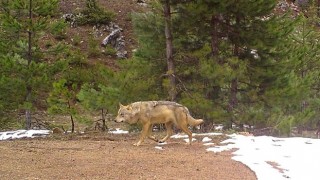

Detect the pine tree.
[
  {"left": 0, "top": 0, "right": 61, "bottom": 129},
  {"left": 172, "top": 0, "right": 299, "bottom": 130},
  {"left": 123, "top": 7, "right": 168, "bottom": 101},
  {"left": 282, "top": 5, "right": 320, "bottom": 133},
  {"left": 47, "top": 79, "right": 78, "bottom": 133},
  {"left": 77, "top": 66, "right": 120, "bottom": 131},
  {"left": 162, "top": 0, "right": 177, "bottom": 101},
  {"left": 130, "top": 0, "right": 189, "bottom": 101},
  {"left": 47, "top": 48, "right": 97, "bottom": 132}
]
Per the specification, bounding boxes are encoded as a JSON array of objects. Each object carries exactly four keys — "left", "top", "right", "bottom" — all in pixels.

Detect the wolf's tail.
[{"left": 187, "top": 114, "right": 204, "bottom": 127}]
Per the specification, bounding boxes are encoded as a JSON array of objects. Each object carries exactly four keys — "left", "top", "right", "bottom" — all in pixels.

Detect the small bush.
[
  {"left": 103, "top": 45, "right": 117, "bottom": 56},
  {"left": 0, "top": 116, "right": 23, "bottom": 131},
  {"left": 50, "top": 20, "right": 67, "bottom": 40},
  {"left": 71, "top": 34, "right": 82, "bottom": 46},
  {"left": 88, "top": 36, "right": 101, "bottom": 58},
  {"left": 76, "top": 0, "right": 115, "bottom": 26}
]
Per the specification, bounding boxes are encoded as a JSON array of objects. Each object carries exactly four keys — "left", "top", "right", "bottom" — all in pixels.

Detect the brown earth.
[{"left": 0, "top": 133, "right": 256, "bottom": 180}]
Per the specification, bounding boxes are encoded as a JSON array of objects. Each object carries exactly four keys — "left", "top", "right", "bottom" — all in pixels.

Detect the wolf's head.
[{"left": 115, "top": 103, "right": 139, "bottom": 124}]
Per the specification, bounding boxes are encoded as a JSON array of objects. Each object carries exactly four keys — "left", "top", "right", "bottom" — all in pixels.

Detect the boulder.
[{"left": 100, "top": 23, "right": 127, "bottom": 59}]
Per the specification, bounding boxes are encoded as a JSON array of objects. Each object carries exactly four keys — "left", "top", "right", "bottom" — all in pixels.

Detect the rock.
[
  {"left": 100, "top": 23, "right": 127, "bottom": 59},
  {"left": 101, "top": 29, "right": 121, "bottom": 46},
  {"left": 52, "top": 127, "right": 64, "bottom": 134},
  {"left": 62, "top": 13, "right": 84, "bottom": 28},
  {"left": 137, "top": 0, "right": 147, "bottom": 5}
]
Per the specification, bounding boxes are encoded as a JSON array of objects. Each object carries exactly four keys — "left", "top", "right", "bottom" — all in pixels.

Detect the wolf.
[{"left": 115, "top": 101, "right": 204, "bottom": 146}]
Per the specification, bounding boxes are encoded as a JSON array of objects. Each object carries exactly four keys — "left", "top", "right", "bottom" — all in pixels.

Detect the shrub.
[
  {"left": 50, "top": 19, "right": 67, "bottom": 40},
  {"left": 103, "top": 44, "right": 117, "bottom": 56},
  {"left": 88, "top": 35, "right": 101, "bottom": 58},
  {"left": 76, "top": 0, "right": 115, "bottom": 26}
]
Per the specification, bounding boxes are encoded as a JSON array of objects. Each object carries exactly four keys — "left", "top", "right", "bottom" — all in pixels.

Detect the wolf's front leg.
[{"left": 134, "top": 123, "right": 151, "bottom": 146}]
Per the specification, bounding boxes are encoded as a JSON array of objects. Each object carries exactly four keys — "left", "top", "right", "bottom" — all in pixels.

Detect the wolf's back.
[{"left": 131, "top": 101, "right": 204, "bottom": 126}]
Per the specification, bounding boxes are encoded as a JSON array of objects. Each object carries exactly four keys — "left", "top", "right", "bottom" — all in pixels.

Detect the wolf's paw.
[
  {"left": 133, "top": 142, "right": 141, "bottom": 146},
  {"left": 158, "top": 140, "right": 166, "bottom": 144}
]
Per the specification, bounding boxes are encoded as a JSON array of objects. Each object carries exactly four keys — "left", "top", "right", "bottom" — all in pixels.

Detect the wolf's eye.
[{"left": 120, "top": 113, "right": 124, "bottom": 117}]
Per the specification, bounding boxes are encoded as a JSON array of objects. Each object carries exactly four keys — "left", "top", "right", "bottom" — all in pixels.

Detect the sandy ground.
[{"left": 0, "top": 133, "right": 256, "bottom": 180}]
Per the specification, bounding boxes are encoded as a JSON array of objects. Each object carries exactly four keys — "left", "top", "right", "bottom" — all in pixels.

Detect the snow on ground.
[
  {"left": 1, "top": 129, "right": 319, "bottom": 180},
  {"left": 0, "top": 128, "right": 129, "bottom": 140},
  {"left": 172, "top": 133, "right": 320, "bottom": 180},
  {"left": 0, "top": 129, "right": 50, "bottom": 140},
  {"left": 109, "top": 128, "right": 129, "bottom": 134}
]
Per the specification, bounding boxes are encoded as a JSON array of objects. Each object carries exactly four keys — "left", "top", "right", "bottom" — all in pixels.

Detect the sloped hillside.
[{"left": 58, "top": 0, "right": 148, "bottom": 66}]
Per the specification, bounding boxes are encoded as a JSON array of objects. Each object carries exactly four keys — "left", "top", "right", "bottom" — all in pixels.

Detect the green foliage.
[
  {"left": 274, "top": 115, "right": 294, "bottom": 137},
  {"left": 77, "top": 83, "right": 120, "bottom": 114},
  {"left": 47, "top": 79, "right": 79, "bottom": 132},
  {"left": 115, "top": 57, "right": 167, "bottom": 103},
  {"left": 33, "top": 0, "right": 60, "bottom": 17},
  {"left": 0, "top": 116, "right": 23, "bottom": 131},
  {"left": 76, "top": 0, "right": 115, "bottom": 26},
  {"left": 48, "top": 79, "right": 77, "bottom": 115},
  {"left": 0, "top": 0, "right": 64, "bottom": 129},
  {"left": 132, "top": 11, "right": 166, "bottom": 60},
  {"left": 49, "top": 19, "right": 68, "bottom": 40},
  {"left": 103, "top": 44, "right": 117, "bottom": 56},
  {"left": 0, "top": 63, "right": 26, "bottom": 110},
  {"left": 127, "top": 0, "right": 320, "bottom": 136},
  {"left": 74, "top": 115, "right": 92, "bottom": 126},
  {"left": 171, "top": 0, "right": 303, "bottom": 133},
  {"left": 88, "top": 35, "right": 101, "bottom": 58},
  {"left": 71, "top": 34, "right": 82, "bottom": 46},
  {"left": 1, "top": 0, "right": 320, "bottom": 136}
]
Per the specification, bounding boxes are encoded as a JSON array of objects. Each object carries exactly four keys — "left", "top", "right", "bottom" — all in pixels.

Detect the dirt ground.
[{"left": 0, "top": 133, "right": 256, "bottom": 180}]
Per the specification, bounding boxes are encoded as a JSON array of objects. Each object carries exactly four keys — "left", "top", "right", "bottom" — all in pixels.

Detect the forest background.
[{"left": 1, "top": 0, "right": 320, "bottom": 136}]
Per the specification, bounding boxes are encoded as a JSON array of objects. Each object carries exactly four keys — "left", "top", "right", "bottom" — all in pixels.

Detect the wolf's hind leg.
[
  {"left": 159, "top": 122, "right": 173, "bottom": 143},
  {"left": 180, "top": 124, "right": 193, "bottom": 145}
]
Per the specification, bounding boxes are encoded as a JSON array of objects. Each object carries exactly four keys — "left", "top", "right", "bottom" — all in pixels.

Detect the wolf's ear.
[
  {"left": 127, "top": 105, "right": 133, "bottom": 111},
  {"left": 119, "top": 103, "right": 124, "bottom": 108}
]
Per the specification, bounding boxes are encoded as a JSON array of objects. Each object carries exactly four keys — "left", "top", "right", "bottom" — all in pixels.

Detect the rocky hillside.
[{"left": 58, "top": 0, "right": 148, "bottom": 67}]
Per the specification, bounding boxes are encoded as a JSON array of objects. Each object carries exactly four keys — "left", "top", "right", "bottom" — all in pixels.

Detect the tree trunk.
[
  {"left": 207, "top": 14, "right": 223, "bottom": 101},
  {"left": 101, "top": 109, "right": 107, "bottom": 132},
  {"left": 228, "top": 16, "right": 240, "bottom": 128},
  {"left": 163, "top": 0, "right": 176, "bottom": 101},
  {"left": 70, "top": 114, "right": 75, "bottom": 133},
  {"left": 230, "top": 38, "right": 240, "bottom": 110},
  {"left": 68, "top": 100, "right": 75, "bottom": 133},
  {"left": 25, "top": 108, "right": 32, "bottom": 130},
  {"left": 25, "top": 0, "right": 33, "bottom": 130},
  {"left": 210, "top": 14, "right": 220, "bottom": 57}
]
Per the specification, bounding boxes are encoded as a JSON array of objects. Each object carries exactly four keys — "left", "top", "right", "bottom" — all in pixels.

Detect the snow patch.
[
  {"left": 202, "top": 137, "right": 212, "bottom": 142},
  {"left": 0, "top": 130, "right": 50, "bottom": 140},
  {"left": 207, "top": 134, "right": 320, "bottom": 180},
  {"left": 154, "top": 146, "right": 164, "bottom": 150},
  {"left": 109, "top": 128, "right": 128, "bottom": 134}
]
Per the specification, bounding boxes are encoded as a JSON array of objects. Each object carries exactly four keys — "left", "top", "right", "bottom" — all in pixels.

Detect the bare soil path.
[{"left": 0, "top": 133, "right": 256, "bottom": 180}]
